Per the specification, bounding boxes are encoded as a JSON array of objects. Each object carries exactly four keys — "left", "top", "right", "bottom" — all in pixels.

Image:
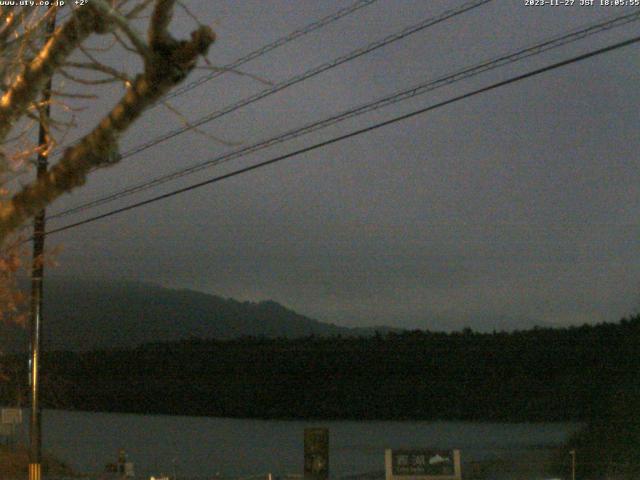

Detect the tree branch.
[
  {"left": 149, "top": 0, "right": 175, "bottom": 48},
  {"left": 0, "top": 8, "right": 100, "bottom": 148},
  {"left": 0, "top": 18, "right": 215, "bottom": 241},
  {"left": 89, "top": 0, "right": 153, "bottom": 60}
]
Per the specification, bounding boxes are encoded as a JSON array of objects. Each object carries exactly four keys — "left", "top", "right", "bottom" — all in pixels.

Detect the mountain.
[
  {"left": 3, "top": 278, "right": 557, "bottom": 352},
  {"left": 7, "top": 278, "right": 353, "bottom": 352}
]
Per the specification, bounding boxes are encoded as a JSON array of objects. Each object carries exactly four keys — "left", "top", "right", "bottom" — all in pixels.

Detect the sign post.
[
  {"left": 304, "top": 428, "right": 329, "bottom": 480},
  {"left": 385, "top": 449, "right": 461, "bottom": 480}
]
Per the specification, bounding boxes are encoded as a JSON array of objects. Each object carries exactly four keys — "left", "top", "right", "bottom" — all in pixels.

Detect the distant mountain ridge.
[
  {"left": 2, "top": 277, "right": 554, "bottom": 352},
  {"left": 3, "top": 277, "right": 402, "bottom": 352},
  {"left": 27, "top": 277, "right": 361, "bottom": 351}
]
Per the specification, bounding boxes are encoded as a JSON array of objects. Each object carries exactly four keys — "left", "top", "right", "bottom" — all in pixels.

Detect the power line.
[
  {"left": 47, "top": 0, "right": 380, "bottom": 157},
  {"left": 164, "top": 0, "right": 380, "bottom": 102},
  {"left": 41, "top": 33, "right": 640, "bottom": 238},
  {"left": 48, "top": 10, "right": 640, "bottom": 221},
  {"left": 110, "top": 0, "right": 493, "bottom": 160}
]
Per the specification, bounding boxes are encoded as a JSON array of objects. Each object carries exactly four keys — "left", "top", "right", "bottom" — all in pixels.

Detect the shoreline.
[{"left": 25, "top": 406, "right": 585, "bottom": 425}]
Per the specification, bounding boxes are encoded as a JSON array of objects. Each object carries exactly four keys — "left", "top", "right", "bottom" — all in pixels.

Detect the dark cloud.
[{"left": 45, "top": 0, "right": 640, "bottom": 331}]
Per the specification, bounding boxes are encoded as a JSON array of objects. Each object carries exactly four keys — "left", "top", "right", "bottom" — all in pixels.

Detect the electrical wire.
[
  {"left": 48, "top": 9, "right": 640, "bottom": 221},
  {"left": 164, "top": 0, "right": 380, "bottom": 102},
  {"left": 45, "top": 0, "right": 380, "bottom": 157},
  {"left": 106, "top": 0, "right": 493, "bottom": 160},
  {"left": 40, "top": 33, "right": 640, "bottom": 238}
]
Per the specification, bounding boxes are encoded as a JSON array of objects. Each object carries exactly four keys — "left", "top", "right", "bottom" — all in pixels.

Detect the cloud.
[{"left": 47, "top": 1, "right": 640, "bottom": 332}]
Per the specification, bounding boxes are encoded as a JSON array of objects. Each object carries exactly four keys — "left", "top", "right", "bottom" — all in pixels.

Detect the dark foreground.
[{"left": 1, "top": 318, "right": 639, "bottom": 478}]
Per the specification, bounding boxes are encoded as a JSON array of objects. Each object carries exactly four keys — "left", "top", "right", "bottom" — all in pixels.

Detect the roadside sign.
[
  {"left": 385, "top": 449, "right": 461, "bottom": 480},
  {"left": 1, "top": 408, "right": 22, "bottom": 425},
  {"left": 304, "top": 428, "right": 329, "bottom": 480}
]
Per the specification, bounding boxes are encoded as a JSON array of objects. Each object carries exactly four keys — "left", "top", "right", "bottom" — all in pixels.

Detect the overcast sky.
[{"left": 35, "top": 0, "right": 640, "bottom": 331}]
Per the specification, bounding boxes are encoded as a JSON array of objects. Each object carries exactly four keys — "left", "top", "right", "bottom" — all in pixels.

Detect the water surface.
[{"left": 16, "top": 410, "right": 578, "bottom": 478}]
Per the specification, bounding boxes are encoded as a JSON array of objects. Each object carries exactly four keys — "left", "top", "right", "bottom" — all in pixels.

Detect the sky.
[{"left": 26, "top": 0, "right": 640, "bottom": 331}]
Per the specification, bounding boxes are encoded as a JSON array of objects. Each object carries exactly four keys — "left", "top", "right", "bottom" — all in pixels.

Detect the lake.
[{"left": 13, "top": 410, "right": 578, "bottom": 478}]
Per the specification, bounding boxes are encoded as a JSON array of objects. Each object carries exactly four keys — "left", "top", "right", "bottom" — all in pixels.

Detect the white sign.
[{"left": 385, "top": 449, "right": 461, "bottom": 480}]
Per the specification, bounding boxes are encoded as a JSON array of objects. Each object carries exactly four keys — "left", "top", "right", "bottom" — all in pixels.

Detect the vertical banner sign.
[
  {"left": 304, "top": 428, "right": 329, "bottom": 480},
  {"left": 385, "top": 449, "right": 462, "bottom": 480}
]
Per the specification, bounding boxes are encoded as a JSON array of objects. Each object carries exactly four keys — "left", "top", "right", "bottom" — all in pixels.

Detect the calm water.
[{"left": 14, "top": 410, "right": 578, "bottom": 478}]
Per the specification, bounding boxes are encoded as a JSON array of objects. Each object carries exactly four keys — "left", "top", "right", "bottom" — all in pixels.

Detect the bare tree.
[
  {"left": 0, "top": 0, "right": 215, "bottom": 320},
  {"left": 0, "top": 0, "right": 214, "bottom": 241}
]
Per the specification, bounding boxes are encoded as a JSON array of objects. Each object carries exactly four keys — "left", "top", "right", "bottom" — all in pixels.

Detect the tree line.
[{"left": 1, "top": 316, "right": 638, "bottom": 423}]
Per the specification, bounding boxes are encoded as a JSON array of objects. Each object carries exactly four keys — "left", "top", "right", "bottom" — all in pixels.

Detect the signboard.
[
  {"left": 1, "top": 408, "right": 22, "bottom": 425},
  {"left": 0, "top": 409, "right": 20, "bottom": 444},
  {"left": 304, "top": 428, "right": 329, "bottom": 480},
  {"left": 385, "top": 449, "right": 461, "bottom": 480}
]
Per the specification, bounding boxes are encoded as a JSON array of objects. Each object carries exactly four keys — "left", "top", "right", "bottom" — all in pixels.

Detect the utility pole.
[
  {"left": 569, "top": 449, "right": 576, "bottom": 480},
  {"left": 29, "top": 7, "right": 56, "bottom": 480}
]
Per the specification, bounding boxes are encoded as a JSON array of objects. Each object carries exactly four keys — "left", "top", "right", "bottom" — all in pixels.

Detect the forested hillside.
[
  {"left": 2, "top": 317, "right": 638, "bottom": 422},
  {"left": 4, "top": 279, "right": 353, "bottom": 352}
]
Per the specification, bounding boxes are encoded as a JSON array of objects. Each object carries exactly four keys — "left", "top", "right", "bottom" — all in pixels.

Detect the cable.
[
  {"left": 109, "top": 0, "right": 493, "bottom": 160},
  {"left": 164, "top": 0, "right": 380, "bottom": 101},
  {"left": 40, "top": 33, "right": 640, "bottom": 239},
  {"left": 46, "top": 0, "right": 380, "bottom": 157},
  {"left": 48, "top": 10, "right": 640, "bottom": 221}
]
